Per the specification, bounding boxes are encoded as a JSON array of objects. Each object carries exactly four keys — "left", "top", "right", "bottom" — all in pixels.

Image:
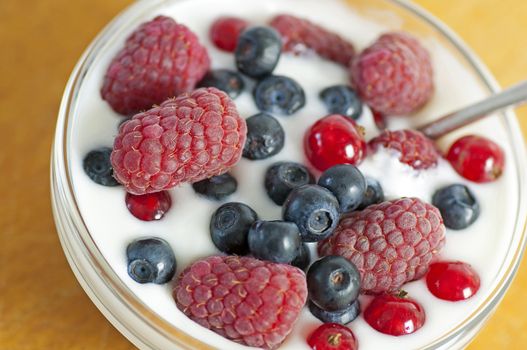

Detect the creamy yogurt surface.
[{"left": 68, "top": 0, "right": 519, "bottom": 349}]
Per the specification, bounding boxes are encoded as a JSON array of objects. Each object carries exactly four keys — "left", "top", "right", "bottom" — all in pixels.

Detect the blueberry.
[
  {"left": 198, "top": 69, "right": 245, "bottom": 99},
  {"left": 243, "top": 113, "right": 285, "bottom": 160},
  {"left": 358, "top": 177, "right": 384, "bottom": 210},
  {"left": 254, "top": 75, "right": 306, "bottom": 115},
  {"left": 265, "top": 162, "right": 315, "bottom": 205},
  {"left": 282, "top": 184, "right": 340, "bottom": 242},
  {"left": 432, "top": 184, "right": 480, "bottom": 230},
  {"left": 210, "top": 202, "right": 258, "bottom": 255},
  {"left": 83, "top": 147, "right": 120, "bottom": 186},
  {"left": 235, "top": 26, "right": 281, "bottom": 78},
  {"left": 307, "top": 256, "right": 361, "bottom": 311},
  {"left": 126, "top": 237, "right": 176, "bottom": 284},
  {"left": 320, "top": 85, "right": 363, "bottom": 120},
  {"left": 291, "top": 243, "right": 311, "bottom": 271},
  {"left": 192, "top": 173, "right": 237, "bottom": 200},
  {"left": 318, "top": 164, "right": 366, "bottom": 213},
  {"left": 308, "top": 300, "right": 360, "bottom": 325},
  {"left": 248, "top": 220, "right": 301, "bottom": 263}
]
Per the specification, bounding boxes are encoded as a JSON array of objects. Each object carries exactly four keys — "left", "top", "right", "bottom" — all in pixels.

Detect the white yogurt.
[{"left": 68, "top": 0, "right": 519, "bottom": 349}]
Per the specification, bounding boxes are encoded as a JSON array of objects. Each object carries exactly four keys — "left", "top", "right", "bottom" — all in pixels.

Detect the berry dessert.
[{"left": 67, "top": 0, "right": 521, "bottom": 349}]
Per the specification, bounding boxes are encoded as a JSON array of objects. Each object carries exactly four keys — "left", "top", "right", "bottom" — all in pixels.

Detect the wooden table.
[{"left": 1, "top": 0, "right": 526, "bottom": 349}]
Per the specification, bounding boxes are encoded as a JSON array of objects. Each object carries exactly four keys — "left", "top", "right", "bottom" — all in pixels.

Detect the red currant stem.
[
  {"left": 396, "top": 290, "right": 408, "bottom": 298},
  {"left": 418, "top": 80, "right": 527, "bottom": 139}
]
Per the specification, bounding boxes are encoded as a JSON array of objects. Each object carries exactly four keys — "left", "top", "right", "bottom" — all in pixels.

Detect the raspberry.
[
  {"left": 111, "top": 87, "right": 247, "bottom": 195},
  {"left": 269, "top": 14, "right": 355, "bottom": 66},
  {"left": 173, "top": 255, "right": 307, "bottom": 349},
  {"left": 368, "top": 129, "right": 440, "bottom": 170},
  {"left": 318, "top": 198, "right": 446, "bottom": 294},
  {"left": 210, "top": 16, "right": 249, "bottom": 52},
  {"left": 350, "top": 32, "right": 433, "bottom": 116},
  {"left": 101, "top": 16, "right": 210, "bottom": 115}
]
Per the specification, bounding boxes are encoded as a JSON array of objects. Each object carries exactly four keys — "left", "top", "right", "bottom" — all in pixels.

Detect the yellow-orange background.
[{"left": 0, "top": 0, "right": 526, "bottom": 349}]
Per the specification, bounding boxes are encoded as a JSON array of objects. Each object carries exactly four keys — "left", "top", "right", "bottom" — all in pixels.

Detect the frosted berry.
[
  {"left": 426, "top": 261, "right": 480, "bottom": 301},
  {"left": 248, "top": 220, "right": 301, "bottom": 263},
  {"left": 291, "top": 243, "right": 311, "bottom": 271},
  {"left": 319, "top": 198, "right": 446, "bottom": 294},
  {"left": 307, "top": 323, "right": 358, "bottom": 350},
  {"left": 358, "top": 177, "right": 384, "bottom": 210},
  {"left": 173, "top": 255, "right": 307, "bottom": 349},
  {"left": 304, "top": 114, "right": 366, "bottom": 171},
  {"left": 126, "top": 237, "right": 176, "bottom": 284},
  {"left": 307, "top": 256, "right": 361, "bottom": 312},
  {"left": 210, "top": 16, "right": 249, "bottom": 52},
  {"left": 446, "top": 135, "right": 505, "bottom": 183},
  {"left": 210, "top": 202, "right": 258, "bottom": 255},
  {"left": 308, "top": 300, "right": 361, "bottom": 325},
  {"left": 125, "top": 191, "right": 171, "bottom": 221},
  {"left": 320, "top": 85, "right": 363, "bottom": 120},
  {"left": 369, "top": 129, "right": 439, "bottom": 170},
  {"left": 351, "top": 32, "right": 433, "bottom": 116},
  {"left": 283, "top": 185, "right": 340, "bottom": 242},
  {"left": 101, "top": 16, "right": 210, "bottom": 115},
  {"left": 364, "top": 293, "right": 425, "bottom": 336},
  {"left": 265, "top": 162, "right": 315, "bottom": 205},
  {"left": 254, "top": 75, "right": 306, "bottom": 115},
  {"left": 235, "top": 26, "right": 282, "bottom": 78},
  {"left": 192, "top": 173, "right": 237, "bottom": 201},
  {"left": 83, "top": 147, "right": 120, "bottom": 187},
  {"left": 432, "top": 184, "right": 480, "bottom": 230},
  {"left": 111, "top": 87, "right": 247, "bottom": 195},
  {"left": 318, "top": 164, "right": 366, "bottom": 213},
  {"left": 198, "top": 69, "right": 245, "bottom": 99},
  {"left": 270, "top": 14, "right": 356, "bottom": 66},
  {"left": 243, "top": 113, "right": 285, "bottom": 160}
]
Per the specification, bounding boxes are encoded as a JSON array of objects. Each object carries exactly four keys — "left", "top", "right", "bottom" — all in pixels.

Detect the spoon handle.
[{"left": 418, "top": 80, "right": 527, "bottom": 139}]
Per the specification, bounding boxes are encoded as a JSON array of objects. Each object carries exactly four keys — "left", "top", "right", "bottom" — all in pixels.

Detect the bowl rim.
[{"left": 51, "top": 0, "right": 527, "bottom": 349}]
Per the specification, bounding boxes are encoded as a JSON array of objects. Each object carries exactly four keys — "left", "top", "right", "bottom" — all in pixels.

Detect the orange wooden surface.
[{"left": 0, "top": 0, "right": 525, "bottom": 349}]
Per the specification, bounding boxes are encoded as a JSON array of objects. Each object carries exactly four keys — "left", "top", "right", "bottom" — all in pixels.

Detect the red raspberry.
[
  {"left": 111, "top": 87, "right": 247, "bottom": 195},
  {"left": 363, "top": 293, "right": 425, "bottom": 336},
  {"left": 446, "top": 135, "right": 505, "bottom": 183},
  {"left": 307, "top": 323, "right": 358, "bottom": 350},
  {"left": 269, "top": 14, "right": 356, "bottom": 66},
  {"left": 101, "top": 16, "right": 210, "bottom": 115},
  {"left": 210, "top": 16, "right": 249, "bottom": 52},
  {"left": 350, "top": 32, "right": 433, "bottom": 116},
  {"left": 368, "top": 129, "right": 440, "bottom": 170},
  {"left": 173, "top": 255, "right": 307, "bottom": 349},
  {"left": 318, "top": 198, "right": 446, "bottom": 294}
]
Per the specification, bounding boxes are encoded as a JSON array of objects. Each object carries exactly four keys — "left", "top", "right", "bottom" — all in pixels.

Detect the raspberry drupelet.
[
  {"left": 101, "top": 16, "right": 210, "bottom": 115},
  {"left": 319, "top": 198, "right": 446, "bottom": 294},
  {"left": 111, "top": 87, "right": 247, "bottom": 195},
  {"left": 173, "top": 255, "right": 307, "bottom": 350}
]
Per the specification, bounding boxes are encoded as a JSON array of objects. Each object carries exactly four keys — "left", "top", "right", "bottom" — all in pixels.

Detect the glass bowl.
[{"left": 51, "top": 0, "right": 527, "bottom": 349}]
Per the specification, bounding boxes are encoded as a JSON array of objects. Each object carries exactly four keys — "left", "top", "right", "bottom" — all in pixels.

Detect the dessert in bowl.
[{"left": 51, "top": 0, "right": 527, "bottom": 349}]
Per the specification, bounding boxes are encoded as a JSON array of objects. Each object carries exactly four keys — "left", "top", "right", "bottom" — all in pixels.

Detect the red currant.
[
  {"left": 446, "top": 135, "right": 505, "bottom": 183},
  {"left": 304, "top": 114, "right": 366, "bottom": 171},
  {"left": 125, "top": 191, "right": 172, "bottom": 221},
  {"left": 210, "top": 16, "right": 249, "bottom": 52},
  {"left": 364, "top": 293, "right": 425, "bottom": 336},
  {"left": 307, "top": 323, "right": 358, "bottom": 350},
  {"left": 426, "top": 261, "right": 480, "bottom": 301},
  {"left": 371, "top": 109, "right": 387, "bottom": 130}
]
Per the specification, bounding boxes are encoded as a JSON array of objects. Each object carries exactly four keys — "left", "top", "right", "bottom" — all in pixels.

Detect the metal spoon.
[{"left": 418, "top": 80, "right": 527, "bottom": 139}]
